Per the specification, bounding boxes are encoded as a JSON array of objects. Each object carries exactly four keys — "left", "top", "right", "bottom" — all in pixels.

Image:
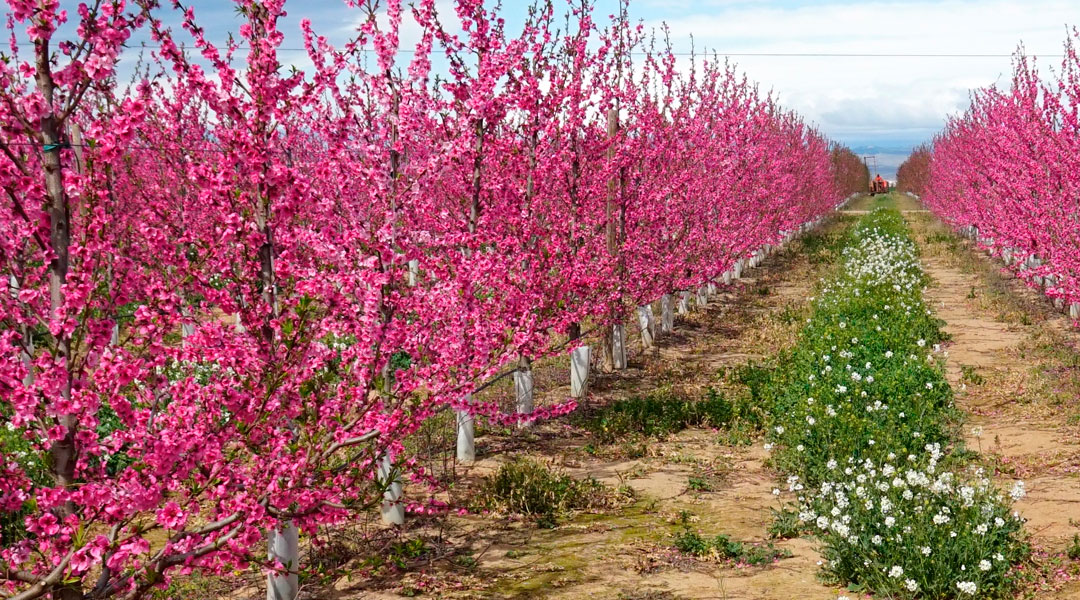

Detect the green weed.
[
  {"left": 686, "top": 476, "right": 713, "bottom": 492},
  {"left": 1069, "top": 535, "right": 1080, "bottom": 561},
  {"left": 672, "top": 528, "right": 791, "bottom": 566},
  {"left": 473, "top": 458, "right": 615, "bottom": 527},
  {"left": 577, "top": 388, "right": 732, "bottom": 443},
  {"left": 960, "top": 364, "right": 986, "bottom": 386},
  {"left": 767, "top": 506, "right": 802, "bottom": 540}
]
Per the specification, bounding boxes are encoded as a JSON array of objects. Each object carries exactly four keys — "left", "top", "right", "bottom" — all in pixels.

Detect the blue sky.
[{"left": 48, "top": 0, "right": 1080, "bottom": 179}]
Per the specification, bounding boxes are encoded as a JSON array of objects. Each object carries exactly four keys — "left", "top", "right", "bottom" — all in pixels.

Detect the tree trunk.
[
  {"left": 378, "top": 454, "right": 405, "bottom": 525},
  {"left": 36, "top": 36, "right": 81, "bottom": 600},
  {"left": 636, "top": 305, "right": 654, "bottom": 349},
  {"left": 660, "top": 294, "right": 674, "bottom": 334},
  {"left": 456, "top": 401, "right": 475, "bottom": 464},
  {"left": 267, "top": 525, "right": 299, "bottom": 600},
  {"left": 611, "top": 324, "right": 627, "bottom": 370},
  {"left": 602, "top": 107, "right": 620, "bottom": 372}
]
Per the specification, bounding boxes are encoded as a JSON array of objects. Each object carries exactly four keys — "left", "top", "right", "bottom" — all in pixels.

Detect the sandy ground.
[{"left": 907, "top": 212, "right": 1080, "bottom": 598}]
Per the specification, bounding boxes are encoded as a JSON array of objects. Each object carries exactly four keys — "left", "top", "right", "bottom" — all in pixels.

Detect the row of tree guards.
[
  {"left": 380, "top": 209, "right": 836, "bottom": 525},
  {"left": 274, "top": 198, "right": 846, "bottom": 599},
  {"left": 268, "top": 212, "right": 842, "bottom": 599},
  {"left": 442, "top": 220, "right": 820, "bottom": 459},
  {"left": 954, "top": 222, "right": 1080, "bottom": 320}
]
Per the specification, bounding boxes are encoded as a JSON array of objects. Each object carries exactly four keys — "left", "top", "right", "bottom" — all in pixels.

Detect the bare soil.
[{"left": 906, "top": 212, "right": 1080, "bottom": 597}]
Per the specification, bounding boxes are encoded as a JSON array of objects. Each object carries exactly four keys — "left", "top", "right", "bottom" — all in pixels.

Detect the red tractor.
[{"left": 869, "top": 174, "right": 889, "bottom": 196}]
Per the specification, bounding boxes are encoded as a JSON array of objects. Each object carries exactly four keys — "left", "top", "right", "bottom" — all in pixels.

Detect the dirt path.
[
  {"left": 454, "top": 437, "right": 831, "bottom": 600},
  {"left": 906, "top": 212, "right": 1080, "bottom": 596}
]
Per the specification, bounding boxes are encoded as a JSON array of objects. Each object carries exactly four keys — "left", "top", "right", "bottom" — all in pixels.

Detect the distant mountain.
[{"left": 842, "top": 136, "right": 935, "bottom": 182}]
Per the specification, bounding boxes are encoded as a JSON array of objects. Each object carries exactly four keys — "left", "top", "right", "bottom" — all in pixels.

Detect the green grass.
[
  {"left": 575, "top": 388, "right": 733, "bottom": 444},
  {"left": 845, "top": 192, "right": 923, "bottom": 212}
]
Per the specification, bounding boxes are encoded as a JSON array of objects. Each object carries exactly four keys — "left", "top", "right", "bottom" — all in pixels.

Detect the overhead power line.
[
  {"left": 680, "top": 53, "right": 1060, "bottom": 58},
  {"left": 4, "top": 43, "right": 1060, "bottom": 58}
]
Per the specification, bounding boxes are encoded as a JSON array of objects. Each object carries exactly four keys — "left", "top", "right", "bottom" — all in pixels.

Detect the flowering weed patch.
[
  {"left": 766, "top": 210, "right": 955, "bottom": 484},
  {"left": 762, "top": 209, "right": 1029, "bottom": 598}
]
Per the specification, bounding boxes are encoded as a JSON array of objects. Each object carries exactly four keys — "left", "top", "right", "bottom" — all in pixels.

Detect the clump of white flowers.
[{"left": 798, "top": 445, "right": 1025, "bottom": 598}]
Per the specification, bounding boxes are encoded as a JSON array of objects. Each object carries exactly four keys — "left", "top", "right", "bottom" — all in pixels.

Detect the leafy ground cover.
[
  {"left": 472, "top": 458, "right": 629, "bottom": 528},
  {"left": 672, "top": 528, "right": 792, "bottom": 566},
  {"left": 763, "top": 208, "right": 1030, "bottom": 598},
  {"left": 574, "top": 388, "right": 735, "bottom": 444}
]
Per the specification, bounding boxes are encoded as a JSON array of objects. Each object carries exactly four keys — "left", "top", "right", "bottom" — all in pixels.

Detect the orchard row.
[
  {"left": 0, "top": 1, "right": 864, "bottom": 598},
  {"left": 899, "top": 30, "right": 1080, "bottom": 320}
]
